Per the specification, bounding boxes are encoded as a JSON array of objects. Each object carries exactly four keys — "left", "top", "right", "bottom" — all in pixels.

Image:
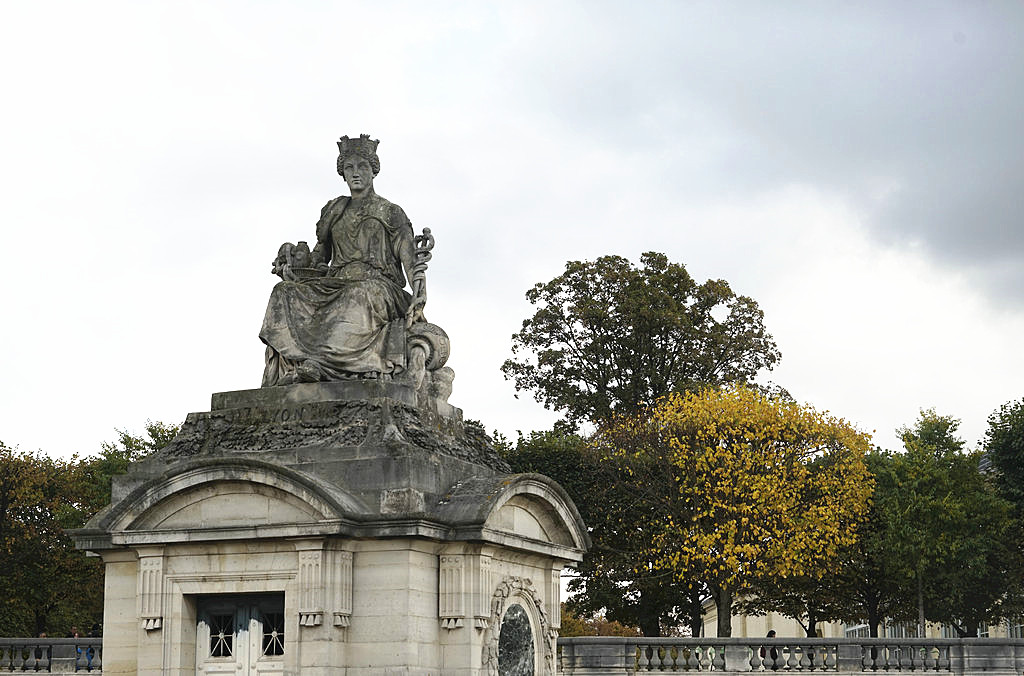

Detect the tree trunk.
[
  {"left": 713, "top": 586, "right": 733, "bottom": 637},
  {"left": 688, "top": 591, "right": 704, "bottom": 637},
  {"left": 867, "top": 602, "right": 880, "bottom": 638},
  {"left": 806, "top": 609, "right": 818, "bottom": 638},
  {"left": 916, "top": 573, "right": 925, "bottom": 637},
  {"left": 637, "top": 591, "right": 661, "bottom": 637}
]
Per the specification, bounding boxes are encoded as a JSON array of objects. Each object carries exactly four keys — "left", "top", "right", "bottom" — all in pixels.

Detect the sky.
[{"left": 1, "top": 1, "right": 1022, "bottom": 461}]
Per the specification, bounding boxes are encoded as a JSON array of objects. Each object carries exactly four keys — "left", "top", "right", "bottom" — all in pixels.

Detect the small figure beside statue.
[{"left": 260, "top": 134, "right": 453, "bottom": 404}]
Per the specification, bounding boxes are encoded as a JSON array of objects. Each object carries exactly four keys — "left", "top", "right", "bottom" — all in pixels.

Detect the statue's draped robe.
[{"left": 260, "top": 193, "right": 414, "bottom": 385}]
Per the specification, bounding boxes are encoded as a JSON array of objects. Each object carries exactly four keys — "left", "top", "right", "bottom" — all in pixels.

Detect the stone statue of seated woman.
[{"left": 259, "top": 134, "right": 453, "bottom": 404}]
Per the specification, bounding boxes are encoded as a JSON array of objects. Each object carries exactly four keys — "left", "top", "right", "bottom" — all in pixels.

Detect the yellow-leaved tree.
[{"left": 595, "top": 384, "right": 873, "bottom": 636}]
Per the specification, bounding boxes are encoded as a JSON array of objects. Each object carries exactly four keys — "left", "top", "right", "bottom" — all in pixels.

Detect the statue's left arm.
[{"left": 391, "top": 206, "right": 423, "bottom": 325}]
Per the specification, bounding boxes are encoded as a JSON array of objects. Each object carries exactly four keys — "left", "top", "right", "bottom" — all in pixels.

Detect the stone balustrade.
[
  {"left": 558, "top": 636, "right": 1024, "bottom": 674},
  {"left": 3, "top": 635, "right": 1023, "bottom": 674},
  {"left": 0, "top": 639, "right": 101, "bottom": 674}
]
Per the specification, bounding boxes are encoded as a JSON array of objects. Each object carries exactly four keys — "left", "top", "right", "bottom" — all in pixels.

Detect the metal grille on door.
[{"left": 196, "top": 594, "right": 285, "bottom": 676}]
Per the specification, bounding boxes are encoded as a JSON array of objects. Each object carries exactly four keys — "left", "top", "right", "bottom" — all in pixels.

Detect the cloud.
[{"left": 0, "top": 1, "right": 1021, "bottom": 460}]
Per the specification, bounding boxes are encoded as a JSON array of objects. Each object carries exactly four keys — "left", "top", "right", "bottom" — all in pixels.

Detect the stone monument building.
[{"left": 72, "top": 136, "right": 588, "bottom": 676}]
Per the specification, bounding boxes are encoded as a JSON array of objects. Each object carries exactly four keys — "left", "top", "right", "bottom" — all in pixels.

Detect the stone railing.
[
  {"left": 557, "top": 636, "right": 1024, "bottom": 674},
  {"left": 0, "top": 639, "right": 101, "bottom": 674}
]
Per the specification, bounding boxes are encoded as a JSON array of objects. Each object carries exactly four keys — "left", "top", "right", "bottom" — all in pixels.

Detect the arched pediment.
[
  {"left": 130, "top": 479, "right": 326, "bottom": 530},
  {"left": 437, "top": 474, "right": 589, "bottom": 557},
  {"left": 101, "top": 458, "right": 368, "bottom": 536},
  {"left": 487, "top": 492, "right": 575, "bottom": 547}
]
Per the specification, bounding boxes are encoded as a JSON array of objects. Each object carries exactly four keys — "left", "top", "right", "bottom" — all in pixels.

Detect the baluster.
[
  {"left": 696, "top": 643, "right": 712, "bottom": 671},
  {"left": 804, "top": 642, "right": 818, "bottom": 670},
  {"left": 824, "top": 643, "right": 838, "bottom": 670},
  {"left": 653, "top": 644, "right": 665, "bottom": 670},
  {"left": 675, "top": 643, "right": 692, "bottom": 671},
  {"left": 750, "top": 643, "right": 763, "bottom": 671},
  {"left": 14, "top": 643, "right": 26, "bottom": 671},
  {"left": 783, "top": 643, "right": 797, "bottom": 670},
  {"left": 636, "top": 645, "right": 651, "bottom": 671},
  {"left": 772, "top": 644, "right": 785, "bottom": 671},
  {"left": 809, "top": 643, "right": 819, "bottom": 671},
  {"left": 680, "top": 644, "right": 690, "bottom": 671},
  {"left": 667, "top": 644, "right": 680, "bottom": 670},
  {"left": 937, "top": 643, "right": 950, "bottom": 671},
  {"left": 795, "top": 644, "right": 809, "bottom": 670}
]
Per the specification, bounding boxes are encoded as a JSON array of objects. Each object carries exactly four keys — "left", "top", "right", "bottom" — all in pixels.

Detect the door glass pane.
[
  {"left": 261, "top": 611, "right": 285, "bottom": 657},
  {"left": 209, "top": 613, "right": 235, "bottom": 657}
]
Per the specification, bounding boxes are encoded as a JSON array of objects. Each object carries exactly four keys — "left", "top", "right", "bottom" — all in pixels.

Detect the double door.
[{"left": 196, "top": 594, "right": 285, "bottom": 676}]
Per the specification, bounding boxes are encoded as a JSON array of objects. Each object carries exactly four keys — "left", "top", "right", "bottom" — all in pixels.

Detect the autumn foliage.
[{"left": 594, "top": 385, "right": 873, "bottom": 636}]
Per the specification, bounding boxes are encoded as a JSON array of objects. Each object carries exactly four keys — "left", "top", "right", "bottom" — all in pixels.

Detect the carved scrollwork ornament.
[{"left": 481, "top": 576, "right": 555, "bottom": 676}]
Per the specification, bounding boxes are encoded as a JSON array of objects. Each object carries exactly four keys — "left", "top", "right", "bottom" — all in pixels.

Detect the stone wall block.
[
  {"left": 835, "top": 642, "right": 863, "bottom": 671},
  {"left": 722, "top": 642, "right": 750, "bottom": 671}
]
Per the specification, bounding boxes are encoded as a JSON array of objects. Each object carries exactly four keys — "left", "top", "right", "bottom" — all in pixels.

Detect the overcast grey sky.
[{"left": 1, "top": 1, "right": 1022, "bottom": 459}]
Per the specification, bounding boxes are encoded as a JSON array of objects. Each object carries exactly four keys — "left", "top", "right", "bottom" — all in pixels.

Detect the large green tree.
[
  {"left": 0, "top": 444, "right": 92, "bottom": 636},
  {"left": 822, "top": 449, "right": 915, "bottom": 638},
  {"left": 830, "top": 411, "right": 1024, "bottom": 638},
  {"left": 501, "top": 252, "right": 780, "bottom": 430},
  {"left": 0, "top": 421, "right": 178, "bottom": 636},
  {"left": 985, "top": 397, "right": 1024, "bottom": 514},
  {"left": 882, "top": 411, "right": 1024, "bottom": 636},
  {"left": 501, "top": 431, "right": 701, "bottom": 636}
]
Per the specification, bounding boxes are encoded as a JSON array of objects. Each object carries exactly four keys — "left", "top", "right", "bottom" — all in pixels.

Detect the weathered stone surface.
[
  {"left": 69, "top": 135, "right": 588, "bottom": 676},
  {"left": 260, "top": 135, "right": 452, "bottom": 409}
]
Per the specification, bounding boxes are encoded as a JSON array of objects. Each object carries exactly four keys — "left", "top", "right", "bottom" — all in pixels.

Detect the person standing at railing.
[
  {"left": 34, "top": 632, "right": 48, "bottom": 662},
  {"left": 68, "top": 626, "right": 82, "bottom": 665},
  {"left": 759, "top": 630, "right": 780, "bottom": 669},
  {"left": 86, "top": 624, "right": 101, "bottom": 669}
]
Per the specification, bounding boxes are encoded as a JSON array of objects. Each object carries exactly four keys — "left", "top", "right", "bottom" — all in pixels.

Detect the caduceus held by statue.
[{"left": 259, "top": 134, "right": 452, "bottom": 401}]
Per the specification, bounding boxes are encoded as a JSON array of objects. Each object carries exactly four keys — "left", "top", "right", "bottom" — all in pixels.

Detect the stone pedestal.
[{"left": 72, "top": 382, "right": 587, "bottom": 676}]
